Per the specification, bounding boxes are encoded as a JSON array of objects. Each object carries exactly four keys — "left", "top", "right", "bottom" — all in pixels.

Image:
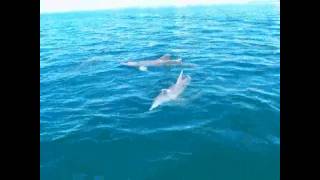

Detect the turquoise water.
[{"left": 40, "top": 4, "right": 280, "bottom": 180}]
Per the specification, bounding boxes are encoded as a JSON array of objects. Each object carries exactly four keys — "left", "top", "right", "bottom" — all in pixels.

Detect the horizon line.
[{"left": 40, "top": 0, "right": 279, "bottom": 15}]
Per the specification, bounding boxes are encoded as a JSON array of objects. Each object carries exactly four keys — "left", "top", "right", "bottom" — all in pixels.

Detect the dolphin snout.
[
  {"left": 121, "top": 61, "right": 135, "bottom": 66},
  {"left": 149, "top": 103, "right": 159, "bottom": 111}
]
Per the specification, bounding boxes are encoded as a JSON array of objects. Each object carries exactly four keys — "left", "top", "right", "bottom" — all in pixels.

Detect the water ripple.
[{"left": 41, "top": 5, "right": 279, "bottom": 150}]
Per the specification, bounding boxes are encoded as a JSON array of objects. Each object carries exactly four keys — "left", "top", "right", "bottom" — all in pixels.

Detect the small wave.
[
  {"left": 148, "top": 151, "right": 193, "bottom": 162},
  {"left": 114, "top": 120, "right": 211, "bottom": 135},
  {"left": 266, "top": 135, "right": 280, "bottom": 145}
]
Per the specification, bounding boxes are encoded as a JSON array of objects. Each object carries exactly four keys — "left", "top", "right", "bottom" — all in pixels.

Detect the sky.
[{"left": 40, "top": 0, "right": 278, "bottom": 13}]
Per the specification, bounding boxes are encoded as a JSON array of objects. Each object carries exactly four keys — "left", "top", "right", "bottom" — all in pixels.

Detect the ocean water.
[{"left": 40, "top": 4, "right": 280, "bottom": 180}]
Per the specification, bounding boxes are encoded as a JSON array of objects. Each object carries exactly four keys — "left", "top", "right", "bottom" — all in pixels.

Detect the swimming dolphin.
[
  {"left": 149, "top": 70, "right": 191, "bottom": 111},
  {"left": 121, "top": 54, "right": 183, "bottom": 71}
]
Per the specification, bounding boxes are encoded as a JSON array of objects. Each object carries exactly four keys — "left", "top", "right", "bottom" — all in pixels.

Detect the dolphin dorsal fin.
[
  {"left": 159, "top": 54, "right": 171, "bottom": 61},
  {"left": 176, "top": 70, "right": 184, "bottom": 83}
]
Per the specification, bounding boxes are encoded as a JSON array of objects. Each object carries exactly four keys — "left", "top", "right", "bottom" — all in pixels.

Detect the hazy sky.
[{"left": 40, "top": 0, "right": 277, "bottom": 13}]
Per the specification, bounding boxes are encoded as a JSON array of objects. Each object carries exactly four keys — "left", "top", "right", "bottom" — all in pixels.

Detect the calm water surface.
[{"left": 40, "top": 4, "right": 280, "bottom": 180}]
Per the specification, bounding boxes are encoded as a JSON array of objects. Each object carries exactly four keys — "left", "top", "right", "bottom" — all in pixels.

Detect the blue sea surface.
[{"left": 40, "top": 4, "right": 280, "bottom": 180}]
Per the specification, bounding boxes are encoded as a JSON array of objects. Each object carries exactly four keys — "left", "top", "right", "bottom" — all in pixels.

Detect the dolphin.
[
  {"left": 121, "top": 54, "right": 183, "bottom": 71},
  {"left": 149, "top": 70, "right": 191, "bottom": 111}
]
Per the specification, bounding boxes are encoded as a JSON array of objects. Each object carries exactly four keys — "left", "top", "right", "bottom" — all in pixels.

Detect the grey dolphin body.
[
  {"left": 121, "top": 54, "right": 183, "bottom": 71},
  {"left": 149, "top": 70, "right": 191, "bottom": 110}
]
